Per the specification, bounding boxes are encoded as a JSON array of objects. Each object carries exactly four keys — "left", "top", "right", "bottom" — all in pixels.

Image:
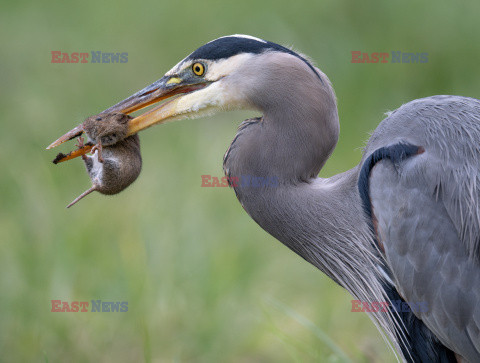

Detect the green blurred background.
[{"left": 1, "top": 0, "right": 479, "bottom": 361}]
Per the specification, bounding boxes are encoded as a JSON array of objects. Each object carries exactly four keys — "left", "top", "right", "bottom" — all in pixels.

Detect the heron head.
[
  {"left": 111, "top": 34, "right": 326, "bottom": 135},
  {"left": 48, "top": 35, "right": 328, "bottom": 152}
]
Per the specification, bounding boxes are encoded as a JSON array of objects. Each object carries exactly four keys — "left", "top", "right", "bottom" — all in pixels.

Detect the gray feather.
[{"left": 368, "top": 96, "right": 480, "bottom": 361}]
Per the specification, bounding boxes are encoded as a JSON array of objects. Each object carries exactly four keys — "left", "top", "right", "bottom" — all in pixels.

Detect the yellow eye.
[{"left": 192, "top": 62, "right": 205, "bottom": 76}]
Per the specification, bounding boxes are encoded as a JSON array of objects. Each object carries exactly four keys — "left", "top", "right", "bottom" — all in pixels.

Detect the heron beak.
[
  {"left": 47, "top": 75, "right": 210, "bottom": 161},
  {"left": 122, "top": 77, "right": 211, "bottom": 135}
]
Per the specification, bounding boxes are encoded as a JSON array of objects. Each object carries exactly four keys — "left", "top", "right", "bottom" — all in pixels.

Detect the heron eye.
[{"left": 192, "top": 62, "right": 205, "bottom": 76}]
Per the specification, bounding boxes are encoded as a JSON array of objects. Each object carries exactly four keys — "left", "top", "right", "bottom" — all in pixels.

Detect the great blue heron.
[{"left": 49, "top": 35, "right": 480, "bottom": 362}]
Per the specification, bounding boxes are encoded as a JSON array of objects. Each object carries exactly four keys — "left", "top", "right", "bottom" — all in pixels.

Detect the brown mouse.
[
  {"left": 66, "top": 134, "right": 142, "bottom": 208},
  {"left": 82, "top": 112, "right": 131, "bottom": 163}
]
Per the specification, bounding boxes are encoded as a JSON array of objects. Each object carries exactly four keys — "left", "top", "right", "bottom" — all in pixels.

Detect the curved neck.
[
  {"left": 222, "top": 60, "right": 382, "bottom": 293},
  {"left": 223, "top": 52, "right": 339, "bottom": 183}
]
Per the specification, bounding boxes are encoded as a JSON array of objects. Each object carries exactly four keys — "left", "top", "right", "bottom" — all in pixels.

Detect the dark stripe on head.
[{"left": 186, "top": 36, "right": 324, "bottom": 84}]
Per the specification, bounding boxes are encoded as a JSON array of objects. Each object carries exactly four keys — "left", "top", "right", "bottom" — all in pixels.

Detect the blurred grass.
[{"left": 1, "top": 0, "right": 479, "bottom": 361}]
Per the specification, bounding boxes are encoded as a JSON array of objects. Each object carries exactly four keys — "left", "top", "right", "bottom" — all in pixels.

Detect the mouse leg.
[
  {"left": 76, "top": 137, "right": 97, "bottom": 175},
  {"left": 91, "top": 140, "right": 104, "bottom": 163},
  {"left": 75, "top": 137, "right": 88, "bottom": 161}
]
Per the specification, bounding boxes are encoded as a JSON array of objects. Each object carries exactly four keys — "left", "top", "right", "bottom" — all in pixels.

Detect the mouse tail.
[{"left": 66, "top": 186, "right": 96, "bottom": 208}]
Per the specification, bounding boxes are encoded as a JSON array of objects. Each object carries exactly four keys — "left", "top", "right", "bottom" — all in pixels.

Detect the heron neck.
[
  {"left": 230, "top": 153, "right": 405, "bottom": 346},
  {"left": 234, "top": 166, "right": 375, "bottom": 284},
  {"left": 223, "top": 59, "right": 379, "bottom": 287},
  {"left": 255, "top": 69, "right": 340, "bottom": 182}
]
